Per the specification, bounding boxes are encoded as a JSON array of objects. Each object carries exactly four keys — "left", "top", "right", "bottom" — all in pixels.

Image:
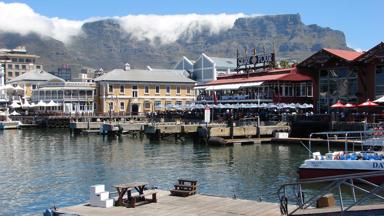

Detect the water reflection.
[{"left": 0, "top": 129, "right": 308, "bottom": 215}]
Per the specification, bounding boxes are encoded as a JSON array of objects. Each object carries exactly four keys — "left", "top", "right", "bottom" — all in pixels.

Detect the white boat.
[
  {"left": 298, "top": 131, "right": 384, "bottom": 183},
  {"left": 0, "top": 120, "right": 20, "bottom": 129}
]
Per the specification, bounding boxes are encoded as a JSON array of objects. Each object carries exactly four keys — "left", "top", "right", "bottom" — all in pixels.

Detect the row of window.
[
  {"left": 108, "top": 84, "right": 191, "bottom": 95},
  {"left": 108, "top": 101, "right": 190, "bottom": 111},
  {"left": 10, "top": 58, "right": 35, "bottom": 63},
  {"left": 7, "top": 71, "right": 26, "bottom": 78}
]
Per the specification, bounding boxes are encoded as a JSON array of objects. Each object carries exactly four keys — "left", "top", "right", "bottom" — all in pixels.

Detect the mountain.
[{"left": 0, "top": 14, "right": 349, "bottom": 73}]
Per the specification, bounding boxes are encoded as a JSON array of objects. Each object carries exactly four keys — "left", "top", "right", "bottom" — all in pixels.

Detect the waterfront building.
[
  {"left": 174, "top": 54, "right": 237, "bottom": 84},
  {"left": 30, "top": 81, "right": 96, "bottom": 114},
  {"left": 94, "top": 64, "right": 195, "bottom": 115},
  {"left": 7, "top": 69, "right": 64, "bottom": 99},
  {"left": 195, "top": 66, "right": 313, "bottom": 105},
  {"left": 0, "top": 46, "right": 43, "bottom": 81},
  {"left": 297, "top": 42, "right": 384, "bottom": 112}
]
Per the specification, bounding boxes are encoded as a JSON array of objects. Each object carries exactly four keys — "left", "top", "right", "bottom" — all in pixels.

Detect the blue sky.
[{"left": 2, "top": 0, "right": 383, "bottom": 50}]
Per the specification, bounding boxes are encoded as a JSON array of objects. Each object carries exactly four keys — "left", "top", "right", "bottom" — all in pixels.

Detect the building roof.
[
  {"left": 94, "top": 69, "right": 195, "bottom": 83},
  {"left": 209, "top": 57, "right": 237, "bottom": 69},
  {"left": 323, "top": 48, "right": 362, "bottom": 61},
  {"left": 8, "top": 69, "right": 64, "bottom": 83},
  {"left": 354, "top": 42, "right": 384, "bottom": 62},
  {"left": 198, "top": 67, "right": 311, "bottom": 86}
]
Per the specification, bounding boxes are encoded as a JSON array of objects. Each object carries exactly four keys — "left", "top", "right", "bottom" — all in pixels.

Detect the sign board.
[
  {"left": 204, "top": 106, "right": 211, "bottom": 123},
  {"left": 237, "top": 53, "right": 274, "bottom": 68}
]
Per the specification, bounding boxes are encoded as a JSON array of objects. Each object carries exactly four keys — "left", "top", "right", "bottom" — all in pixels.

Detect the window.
[
  {"left": 187, "top": 87, "right": 191, "bottom": 94},
  {"left": 26, "top": 58, "right": 31, "bottom": 63},
  {"left": 307, "top": 83, "right": 313, "bottom": 97},
  {"left": 132, "top": 85, "right": 138, "bottom": 98},
  {"left": 144, "top": 86, "right": 149, "bottom": 94},
  {"left": 176, "top": 101, "right": 182, "bottom": 106},
  {"left": 22, "top": 65, "right": 26, "bottom": 70},
  {"left": 11, "top": 58, "right": 17, "bottom": 62},
  {"left": 8, "top": 72, "right": 12, "bottom": 77},
  {"left": 376, "top": 66, "right": 384, "bottom": 97},
  {"left": 15, "top": 65, "right": 19, "bottom": 70},
  {"left": 120, "top": 85, "right": 124, "bottom": 93},
  {"left": 176, "top": 86, "right": 181, "bottom": 94},
  {"left": 15, "top": 72, "right": 19, "bottom": 77},
  {"left": 7, "top": 64, "right": 12, "bottom": 69},
  {"left": 166, "top": 86, "right": 171, "bottom": 94},
  {"left": 120, "top": 102, "right": 125, "bottom": 111},
  {"left": 18, "top": 58, "right": 25, "bottom": 63},
  {"left": 154, "top": 101, "right": 161, "bottom": 109},
  {"left": 108, "top": 84, "right": 113, "bottom": 93},
  {"left": 109, "top": 102, "right": 113, "bottom": 111},
  {"left": 36, "top": 65, "right": 41, "bottom": 69},
  {"left": 32, "top": 84, "right": 37, "bottom": 90},
  {"left": 155, "top": 86, "right": 160, "bottom": 94},
  {"left": 144, "top": 101, "right": 151, "bottom": 109}
]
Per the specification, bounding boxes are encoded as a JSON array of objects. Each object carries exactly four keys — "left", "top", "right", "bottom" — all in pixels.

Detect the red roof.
[
  {"left": 200, "top": 68, "right": 311, "bottom": 86},
  {"left": 323, "top": 48, "right": 362, "bottom": 61}
]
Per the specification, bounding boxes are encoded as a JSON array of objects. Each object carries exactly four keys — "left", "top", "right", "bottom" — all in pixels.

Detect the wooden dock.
[{"left": 57, "top": 190, "right": 287, "bottom": 216}]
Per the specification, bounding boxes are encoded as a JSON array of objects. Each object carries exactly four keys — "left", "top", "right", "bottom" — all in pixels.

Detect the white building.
[{"left": 174, "top": 53, "right": 237, "bottom": 84}]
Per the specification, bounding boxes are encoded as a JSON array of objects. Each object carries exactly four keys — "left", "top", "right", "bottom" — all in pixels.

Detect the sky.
[{"left": 1, "top": 0, "right": 383, "bottom": 51}]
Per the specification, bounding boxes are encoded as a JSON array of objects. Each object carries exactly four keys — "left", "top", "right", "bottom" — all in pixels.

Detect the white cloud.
[
  {"left": 0, "top": 2, "right": 83, "bottom": 43},
  {"left": 0, "top": 2, "right": 259, "bottom": 44}
]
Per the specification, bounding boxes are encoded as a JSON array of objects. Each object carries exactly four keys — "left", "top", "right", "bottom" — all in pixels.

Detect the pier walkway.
[{"left": 58, "top": 190, "right": 286, "bottom": 216}]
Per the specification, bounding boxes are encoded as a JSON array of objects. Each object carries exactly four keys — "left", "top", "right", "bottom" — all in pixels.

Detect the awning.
[
  {"left": 205, "top": 83, "right": 242, "bottom": 90},
  {"left": 239, "top": 82, "right": 263, "bottom": 88}
]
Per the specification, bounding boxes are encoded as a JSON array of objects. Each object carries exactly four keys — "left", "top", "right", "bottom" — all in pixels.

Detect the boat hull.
[{"left": 298, "top": 168, "right": 384, "bottom": 184}]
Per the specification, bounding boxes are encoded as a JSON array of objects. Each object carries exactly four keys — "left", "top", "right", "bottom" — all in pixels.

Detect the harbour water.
[{"left": 0, "top": 129, "right": 310, "bottom": 215}]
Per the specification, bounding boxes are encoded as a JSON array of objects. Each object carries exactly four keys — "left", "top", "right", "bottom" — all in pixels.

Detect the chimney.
[{"left": 124, "top": 63, "right": 130, "bottom": 71}]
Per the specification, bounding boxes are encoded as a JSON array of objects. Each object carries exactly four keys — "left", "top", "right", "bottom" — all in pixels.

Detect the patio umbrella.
[
  {"left": 0, "top": 84, "right": 15, "bottom": 91},
  {"left": 374, "top": 96, "right": 384, "bottom": 103},
  {"left": 14, "top": 85, "right": 24, "bottom": 92},
  {"left": 344, "top": 103, "right": 357, "bottom": 108},
  {"left": 358, "top": 99, "right": 379, "bottom": 107},
  {"left": 37, "top": 100, "right": 48, "bottom": 107},
  {"left": 47, "top": 100, "right": 59, "bottom": 107},
  {"left": 331, "top": 100, "right": 345, "bottom": 108},
  {"left": 9, "top": 100, "right": 21, "bottom": 109},
  {"left": 22, "top": 100, "right": 31, "bottom": 109},
  {"left": 10, "top": 110, "right": 20, "bottom": 115}
]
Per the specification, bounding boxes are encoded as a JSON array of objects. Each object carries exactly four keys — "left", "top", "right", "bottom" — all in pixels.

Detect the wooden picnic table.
[{"left": 113, "top": 182, "right": 148, "bottom": 206}]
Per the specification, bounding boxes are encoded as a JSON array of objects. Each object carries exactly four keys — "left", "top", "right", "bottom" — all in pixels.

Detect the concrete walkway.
[{"left": 58, "top": 190, "right": 284, "bottom": 216}]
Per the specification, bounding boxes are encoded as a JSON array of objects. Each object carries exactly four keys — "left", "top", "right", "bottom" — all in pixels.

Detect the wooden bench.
[
  {"left": 170, "top": 179, "right": 197, "bottom": 197},
  {"left": 129, "top": 190, "right": 157, "bottom": 208}
]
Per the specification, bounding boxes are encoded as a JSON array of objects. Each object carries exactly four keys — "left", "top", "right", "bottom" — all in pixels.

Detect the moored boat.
[{"left": 298, "top": 131, "right": 384, "bottom": 183}]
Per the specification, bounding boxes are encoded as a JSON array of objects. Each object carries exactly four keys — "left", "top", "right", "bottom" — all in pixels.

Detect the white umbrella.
[
  {"left": 374, "top": 96, "right": 384, "bottom": 103},
  {"left": 37, "top": 100, "right": 47, "bottom": 107},
  {"left": 14, "top": 85, "right": 24, "bottom": 91},
  {"left": 22, "top": 100, "right": 31, "bottom": 108},
  {"left": 47, "top": 100, "right": 59, "bottom": 107},
  {"left": 9, "top": 100, "right": 21, "bottom": 109},
  {"left": 10, "top": 110, "right": 20, "bottom": 116},
  {"left": 0, "top": 84, "right": 15, "bottom": 90}
]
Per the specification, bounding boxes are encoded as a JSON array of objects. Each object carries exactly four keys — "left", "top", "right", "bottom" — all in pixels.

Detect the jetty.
[{"left": 57, "top": 190, "right": 286, "bottom": 216}]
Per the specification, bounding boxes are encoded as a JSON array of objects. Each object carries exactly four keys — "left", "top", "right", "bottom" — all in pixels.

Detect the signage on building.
[
  {"left": 204, "top": 106, "right": 211, "bottom": 123},
  {"left": 237, "top": 53, "right": 275, "bottom": 68}
]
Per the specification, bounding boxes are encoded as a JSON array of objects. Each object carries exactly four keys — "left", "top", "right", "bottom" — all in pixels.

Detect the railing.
[{"left": 277, "top": 171, "right": 384, "bottom": 215}]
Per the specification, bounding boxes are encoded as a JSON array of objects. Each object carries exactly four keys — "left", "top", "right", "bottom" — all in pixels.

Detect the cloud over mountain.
[{"left": 0, "top": 2, "right": 252, "bottom": 44}]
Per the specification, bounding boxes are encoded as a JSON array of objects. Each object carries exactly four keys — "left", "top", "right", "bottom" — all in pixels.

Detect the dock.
[{"left": 57, "top": 190, "right": 287, "bottom": 216}]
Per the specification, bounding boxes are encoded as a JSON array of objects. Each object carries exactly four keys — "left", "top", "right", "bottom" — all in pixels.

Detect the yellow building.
[
  {"left": 8, "top": 69, "right": 64, "bottom": 99},
  {"left": 94, "top": 64, "right": 196, "bottom": 115}
]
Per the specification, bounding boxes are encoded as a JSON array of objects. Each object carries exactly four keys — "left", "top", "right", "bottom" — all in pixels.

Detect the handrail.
[{"left": 277, "top": 171, "right": 384, "bottom": 215}]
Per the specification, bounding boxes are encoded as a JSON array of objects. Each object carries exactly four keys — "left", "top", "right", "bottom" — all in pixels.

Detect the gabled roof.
[
  {"left": 323, "top": 48, "right": 362, "bottom": 61},
  {"left": 198, "top": 67, "right": 311, "bottom": 86},
  {"left": 94, "top": 69, "right": 195, "bottom": 83},
  {"left": 8, "top": 69, "right": 64, "bottom": 83},
  {"left": 354, "top": 42, "right": 384, "bottom": 62}
]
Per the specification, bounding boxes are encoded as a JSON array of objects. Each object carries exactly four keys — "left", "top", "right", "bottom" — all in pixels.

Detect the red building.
[
  {"left": 195, "top": 67, "right": 313, "bottom": 104},
  {"left": 297, "top": 42, "right": 384, "bottom": 112}
]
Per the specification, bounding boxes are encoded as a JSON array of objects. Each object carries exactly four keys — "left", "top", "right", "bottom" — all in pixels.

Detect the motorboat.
[{"left": 298, "top": 130, "right": 384, "bottom": 183}]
